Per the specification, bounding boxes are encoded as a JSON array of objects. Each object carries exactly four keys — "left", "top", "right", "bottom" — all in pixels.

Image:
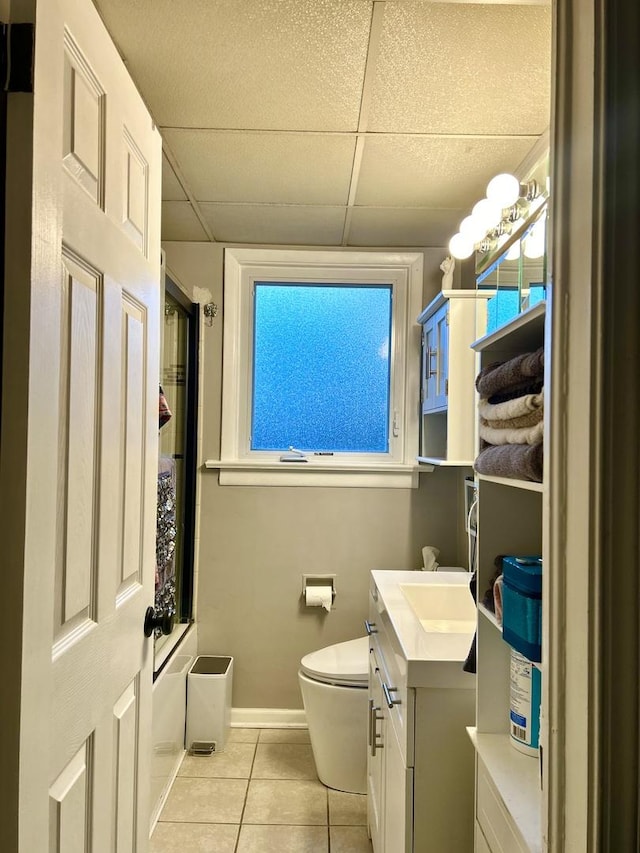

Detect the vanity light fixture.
[
  {"left": 448, "top": 232, "right": 475, "bottom": 260},
  {"left": 448, "top": 173, "right": 542, "bottom": 260}
]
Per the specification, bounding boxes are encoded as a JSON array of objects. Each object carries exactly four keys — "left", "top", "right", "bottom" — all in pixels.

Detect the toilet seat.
[{"left": 300, "top": 636, "right": 369, "bottom": 688}]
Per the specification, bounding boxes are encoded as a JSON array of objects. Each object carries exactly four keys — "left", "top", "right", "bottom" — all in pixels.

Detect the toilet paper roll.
[{"left": 305, "top": 585, "right": 333, "bottom": 612}]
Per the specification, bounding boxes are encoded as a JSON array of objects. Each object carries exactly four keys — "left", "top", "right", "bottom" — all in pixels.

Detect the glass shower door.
[{"left": 155, "top": 284, "right": 198, "bottom": 662}]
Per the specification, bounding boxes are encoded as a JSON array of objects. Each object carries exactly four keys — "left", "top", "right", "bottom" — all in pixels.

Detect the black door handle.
[{"left": 144, "top": 606, "right": 173, "bottom": 637}]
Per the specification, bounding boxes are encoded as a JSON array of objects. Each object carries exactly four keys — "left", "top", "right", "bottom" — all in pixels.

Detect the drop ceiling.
[{"left": 93, "top": 0, "right": 552, "bottom": 247}]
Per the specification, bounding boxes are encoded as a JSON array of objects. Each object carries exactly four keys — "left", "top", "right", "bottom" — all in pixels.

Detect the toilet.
[{"left": 298, "top": 636, "right": 369, "bottom": 794}]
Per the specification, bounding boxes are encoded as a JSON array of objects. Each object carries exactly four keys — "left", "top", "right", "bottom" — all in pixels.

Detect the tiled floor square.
[
  {"left": 159, "top": 777, "right": 248, "bottom": 824},
  {"left": 150, "top": 821, "right": 239, "bottom": 853},
  {"left": 236, "top": 824, "right": 329, "bottom": 852},
  {"left": 227, "top": 727, "right": 260, "bottom": 744},
  {"left": 243, "top": 779, "right": 328, "bottom": 825},
  {"left": 328, "top": 789, "right": 368, "bottom": 825},
  {"left": 330, "top": 825, "right": 374, "bottom": 853},
  {"left": 252, "top": 743, "right": 317, "bottom": 780},
  {"left": 258, "top": 728, "right": 311, "bottom": 744},
  {"left": 179, "top": 742, "right": 256, "bottom": 778}
]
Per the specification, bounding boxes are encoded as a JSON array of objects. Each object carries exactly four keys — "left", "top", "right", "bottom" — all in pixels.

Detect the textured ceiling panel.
[
  {"left": 94, "top": 0, "right": 372, "bottom": 131},
  {"left": 356, "top": 135, "right": 539, "bottom": 208},
  {"left": 348, "top": 207, "right": 464, "bottom": 248},
  {"left": 162, "top": 130, "right": 357, "bottom": 205},
  {"left": 200, "top": 204, "right": 346, "bottom": 245},
  {"left": 161, "top": 202, "right": 208, "bottom": 241},
  {"left": 368, "top": 2, "right": 551, "bottom": 134},
  {"left": 161, "top": 154, "right": 187, "bottom": 201}
]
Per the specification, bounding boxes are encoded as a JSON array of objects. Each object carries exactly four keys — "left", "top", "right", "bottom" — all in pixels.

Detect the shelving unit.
[
  {"left": 416, "top": 290, "right": 491, "bottom": 465},
  {"left": 469, "top": 304, "right": 547, "bottom": 852}
]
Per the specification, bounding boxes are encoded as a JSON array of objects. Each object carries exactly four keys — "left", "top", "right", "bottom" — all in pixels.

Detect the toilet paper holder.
[{"left": 302, "top": 574, "right": 337, "bottom": 605}]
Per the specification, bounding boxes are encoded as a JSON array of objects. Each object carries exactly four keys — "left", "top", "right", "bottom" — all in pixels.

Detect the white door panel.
[{"left": 6, "top": 0, "right": 162, "bottom": 849}]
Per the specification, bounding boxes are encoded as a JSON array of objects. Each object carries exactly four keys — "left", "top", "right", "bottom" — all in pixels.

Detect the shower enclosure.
[{"left": 155, "top": 276, "right": 198, "bottom": 665}]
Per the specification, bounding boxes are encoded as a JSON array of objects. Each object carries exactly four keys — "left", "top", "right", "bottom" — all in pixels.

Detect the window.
[{"left": 216, "top": 249, "right": 423, "bottom": 487}]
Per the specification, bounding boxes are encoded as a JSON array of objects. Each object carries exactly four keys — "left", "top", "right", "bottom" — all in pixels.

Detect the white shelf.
[
  {"left": 478, "top": 602, "right": 501, "bottom": 631},
  {"left": 472, "top": 301, "right": 546, "bottom": 355},
  {"left": 467, "top": 728, "right": 542, "bottom": 853},
  {"left": 417, "top": 455, "right": 474, "bottom": 467},
  {"left": 477, "top": 474, "right": 543, "bottom": 493}
]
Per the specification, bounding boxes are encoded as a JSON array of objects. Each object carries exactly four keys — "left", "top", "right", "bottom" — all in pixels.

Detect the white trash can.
[{"left": 185, "top": 655, "right": 233, "bottom": 754}]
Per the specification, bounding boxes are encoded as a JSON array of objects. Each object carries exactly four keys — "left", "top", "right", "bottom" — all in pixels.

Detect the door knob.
[{"left": 144, "top": 606, "right": 173, "bottom": 637}]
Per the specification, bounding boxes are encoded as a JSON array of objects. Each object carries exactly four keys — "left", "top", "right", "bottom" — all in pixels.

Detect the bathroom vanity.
[{"left": 367, "top": 570, "right": 476, "bottom": 853}]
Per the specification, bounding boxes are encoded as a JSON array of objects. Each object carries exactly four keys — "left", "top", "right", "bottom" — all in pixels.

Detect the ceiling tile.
[
  {"left": 347, "top": 207, "right": 464, "bottom": 248},
  {"left": 200, "top": 204, "right": 346, "bottom": 245},
  {"left": 356, "top": 135, "right": 539, "bottom": 208},
  {"left": 162, "top": 130, "right": 356, "bottom": 205},
  {"left": 161, "top": 202, "right": 209, "bottom": 241},
  {"left": 162, "top": 154, "right": 186, "bottom": 201},
  {"left": 368, "top": 2, "right": 551, "bottom": 134},
  {"left": 94, "top": 0, "right": 372, "bottom": 131}
]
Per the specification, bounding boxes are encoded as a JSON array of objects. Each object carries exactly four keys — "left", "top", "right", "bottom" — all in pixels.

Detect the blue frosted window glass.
[{"left": 251, "top": 283, "right": 392, "bottom": 453}]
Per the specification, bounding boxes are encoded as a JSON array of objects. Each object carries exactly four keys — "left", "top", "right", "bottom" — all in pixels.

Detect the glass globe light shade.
[
  {"left": 448, "top": 232, "right": 474, "bottom": 260},
  {"left": 486, "top": 173, "right": 520, "bottom": 208},
  {"left": 523, "top": 235, "right": 545, "bottom": 259},
  {"left": 472, "top": 198, "right": 502, "bottom": 230},
  {"left": 523, "top": 213, "right": 547, "bottom": 259},
  {"left": 505, "top": 240, "right": 521, "bottom": 261},
  {"left": 459, "top": 215, "right": 486, "bottom": 244}
]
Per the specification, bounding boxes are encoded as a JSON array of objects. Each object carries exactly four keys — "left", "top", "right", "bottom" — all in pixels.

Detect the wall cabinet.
[
  {"left": 468, "top": 302, "right": 547, "bottom": 852},
  {"left": 417, "top": 290, "right": 490, "bottom": 465}
]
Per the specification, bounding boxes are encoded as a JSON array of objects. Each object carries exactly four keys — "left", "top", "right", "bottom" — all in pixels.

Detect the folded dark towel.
[
  {"left": 488, "top": 379, "right": 544, "bottom": 405},
  {"left": 474, "top": 442, "right": 543, "bottom": 482},
  {"left": 476, "top": 347, "right": 544, "bottom": 398}
]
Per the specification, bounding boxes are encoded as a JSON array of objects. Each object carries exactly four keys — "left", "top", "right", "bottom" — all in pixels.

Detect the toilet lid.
[{"left": 300, "top": 636, "right": 369, "bottom": 686}]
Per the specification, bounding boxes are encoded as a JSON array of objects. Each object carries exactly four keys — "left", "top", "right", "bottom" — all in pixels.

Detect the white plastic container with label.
[{"left": 509, "top": 648, "right": 541, "bottom": 756}]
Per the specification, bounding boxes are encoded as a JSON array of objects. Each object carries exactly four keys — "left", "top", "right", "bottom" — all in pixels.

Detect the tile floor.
[{"left": 151, "top": 728, "right": 373, "bottom": 853}]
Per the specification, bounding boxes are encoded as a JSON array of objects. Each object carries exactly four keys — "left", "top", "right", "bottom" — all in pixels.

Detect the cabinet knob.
[
  {"left": 371, "top": 705, "right": 384, "bottom": 756},
  {"left": 427, "top": 347, "right": 438, "bottom": 377},
  {"left": 383, "top": 683, "right": 402, "bottom": 708}
]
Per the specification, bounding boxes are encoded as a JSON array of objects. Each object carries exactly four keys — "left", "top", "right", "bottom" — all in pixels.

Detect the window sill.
[{"left": 204, "top": 459, "right": 433, "bottom": 488}]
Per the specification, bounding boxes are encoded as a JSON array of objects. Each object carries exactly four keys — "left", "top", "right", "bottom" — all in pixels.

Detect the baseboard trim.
[
  {"left": 230, "top": 708, "right": 307, "bottom": 728},
  {"left": 149, "top": 748, "right": 186, "bottom": 835}
]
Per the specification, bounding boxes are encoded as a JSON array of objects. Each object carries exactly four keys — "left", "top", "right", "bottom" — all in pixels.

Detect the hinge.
[
  {"left": 445, "top": 379, "right": 449, "bottom": 396},
  {"left": 1, "top": 23, "right": 34, "bottom": 93}
]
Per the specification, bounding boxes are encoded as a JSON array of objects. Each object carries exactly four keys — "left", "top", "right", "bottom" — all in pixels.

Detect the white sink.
[{"left": 399, "top": 582, "right": 476, "bottom": 634}]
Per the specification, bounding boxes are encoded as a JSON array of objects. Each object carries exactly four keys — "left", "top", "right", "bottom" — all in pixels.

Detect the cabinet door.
[
  {"left": 422, "top": 304, "right": 449, "bottom": 413},
  {"left": 367, "top": 650, "right": 385, "bottom": 852},
  {"left": 434, "top": 304, "right": 449, "bottom": 410},
  {"left": 422, "top": 317, "right": 438, "bottom": 412},
  {"left": 383, "top": 719, "right": 413, "bottom": 853}
]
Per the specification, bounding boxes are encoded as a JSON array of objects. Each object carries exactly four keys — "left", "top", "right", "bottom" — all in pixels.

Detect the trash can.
[{"left": 185, "top": 655, "right": 233, "bottom": 754}]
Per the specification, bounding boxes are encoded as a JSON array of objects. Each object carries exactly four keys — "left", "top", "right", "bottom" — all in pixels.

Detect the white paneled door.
[{"left": 6, "top": 0, "right": 161, "bottom": 849}]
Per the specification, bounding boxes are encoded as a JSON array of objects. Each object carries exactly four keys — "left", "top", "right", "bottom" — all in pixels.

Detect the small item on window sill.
[{"left": 280, "top": 446, "right": 308, "bottom": 462}]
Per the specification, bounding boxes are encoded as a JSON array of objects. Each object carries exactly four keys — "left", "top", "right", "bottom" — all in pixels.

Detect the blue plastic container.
[{"left": 502, "top": 555, "right": 542, "bottom": 662}]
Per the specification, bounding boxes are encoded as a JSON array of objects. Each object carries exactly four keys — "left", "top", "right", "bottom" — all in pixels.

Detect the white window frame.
[{"left": 209, "top": 248, "right": 424, "bottom": 487}]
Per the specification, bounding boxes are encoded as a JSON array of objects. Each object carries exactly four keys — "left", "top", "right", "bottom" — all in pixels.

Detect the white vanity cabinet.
[
  {"left": 417, "top": 290, "right": 490, "bottom": 465},
  {"left": 366, "top": 571, "right": 477, "bottom": 853}
]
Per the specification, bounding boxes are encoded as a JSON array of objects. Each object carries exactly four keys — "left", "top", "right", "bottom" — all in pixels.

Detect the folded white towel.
[
  {"left": 478, "top": 391, "right": 543, "bottom": 422},
  {"left": 479, "top": 419, "right": 544, "bottom": 446}
]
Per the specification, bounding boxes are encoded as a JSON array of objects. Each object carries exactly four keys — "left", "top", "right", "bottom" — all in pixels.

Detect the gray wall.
[{"left": 164, "top": 241, "right": 470, "bottom": 709}]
